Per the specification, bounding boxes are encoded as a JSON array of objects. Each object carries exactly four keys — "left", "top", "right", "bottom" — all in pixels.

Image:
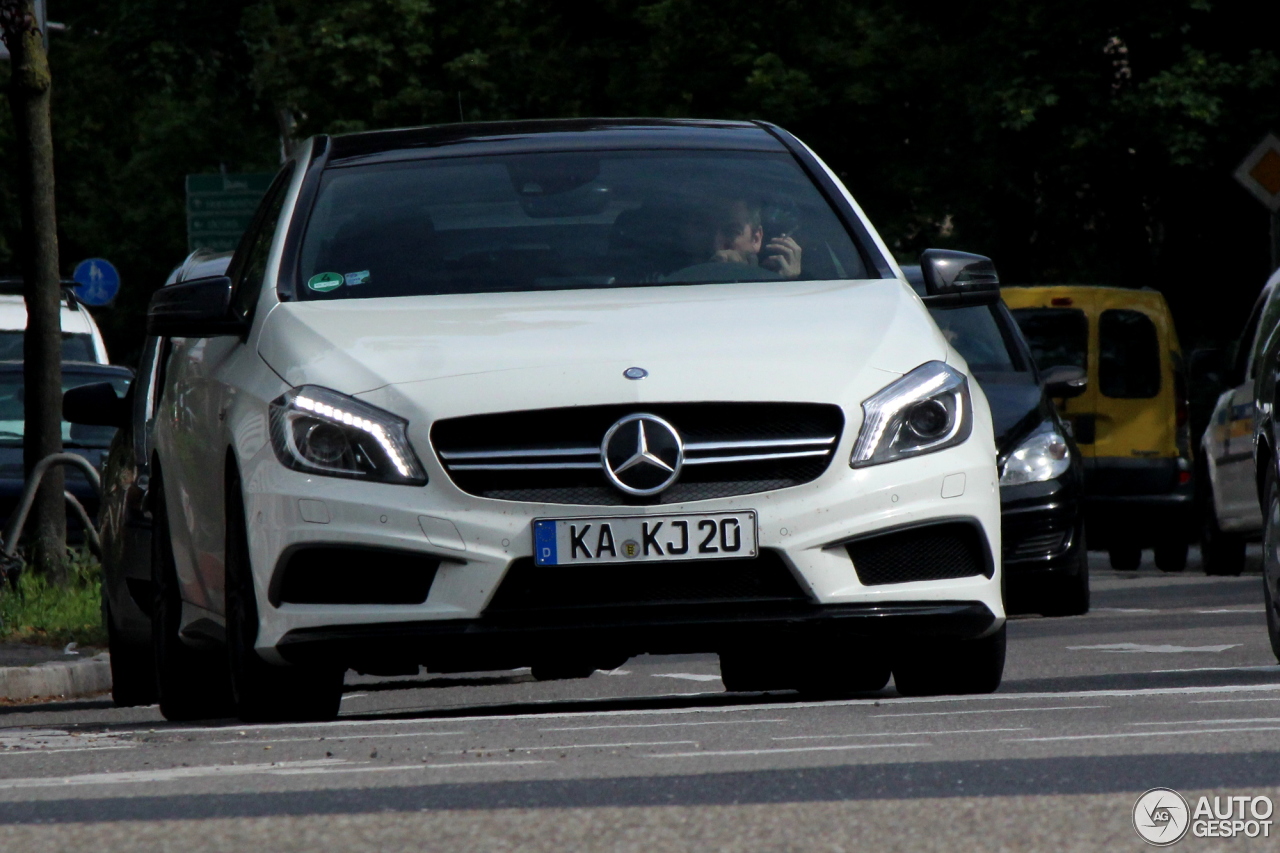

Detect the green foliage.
[
  {"left": 0, "top": 0, "right": 1277, "bottom": 356},
  {"left": 0, "top": 551, "right": 106, "bottom": 647}
]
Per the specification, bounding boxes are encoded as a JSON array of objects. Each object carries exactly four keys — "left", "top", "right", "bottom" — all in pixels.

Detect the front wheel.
[
  {"left": 892, "top": 625, "right": 1006, "bottom": 696},
  {"left": 226, "top": 469, "right": 343, "bottom": 723},
  {"left": 1202, "top": 495, "right": 1246, "bottom": 576},
  {"left": 106, "top": 599, "right": 156, "bottom": 707},
  {"left": 1038, "top": 546, "right": 1090, "bottom": 617},
  {"left": 1263, "top": 469, "right": 1280, "bottom": 663}
]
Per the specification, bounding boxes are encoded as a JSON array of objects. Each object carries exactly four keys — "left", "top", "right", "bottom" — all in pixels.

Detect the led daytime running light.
[{"left": 293, "top": 394, "right": 414, "bottom": 479}]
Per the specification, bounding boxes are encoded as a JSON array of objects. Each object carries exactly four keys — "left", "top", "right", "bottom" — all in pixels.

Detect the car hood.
[
  {"left": 973, "top": 372, "right": 1048, "bottom": 458},
  {"left": 257, "top": 279, "right": 950, "bottom": 417}
]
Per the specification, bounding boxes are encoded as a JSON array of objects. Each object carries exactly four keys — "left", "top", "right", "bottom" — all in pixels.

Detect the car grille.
[
  {"left": 484, "top": 550, "right": 809, "bottom": 616},
  {"left": 846, "top": 522, "right": 990, "bottom": 586},
  {"left": 432, "top": 402, "right": 844, "bottom": 505}
]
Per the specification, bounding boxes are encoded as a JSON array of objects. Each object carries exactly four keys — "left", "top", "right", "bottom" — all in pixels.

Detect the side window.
[
  {"left": 228, "top": 164, "right": 296, "bottom": 321},
  {"left": 1248, "top": 286, "right": 1280, "bottom": 380},
  {"left": 1010, "top": 308, "right": 1088, "bottom": 372},
  {"left": 1099, "top": 309, "right": 1160, "bottom": 398},
  {"left": 131, "top": 337, "right": 161, "bottom": 459}
]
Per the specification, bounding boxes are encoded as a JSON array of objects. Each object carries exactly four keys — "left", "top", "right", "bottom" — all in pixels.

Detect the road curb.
[{"left": 0, "top": 653, "right": 111, "bottom": 702}]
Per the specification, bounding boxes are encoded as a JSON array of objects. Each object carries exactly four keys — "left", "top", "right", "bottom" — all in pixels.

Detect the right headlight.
[
  {"left": 851, "top": 361, "right": 972, "bottom": 468},
  {"left": 999, "top": 421, "right": 1070, "bottom": 486}
]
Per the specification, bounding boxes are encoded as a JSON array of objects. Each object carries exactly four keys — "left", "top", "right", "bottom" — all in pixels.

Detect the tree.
[{"left": 1, "top": 0, "right": 66, "bottom": 581}]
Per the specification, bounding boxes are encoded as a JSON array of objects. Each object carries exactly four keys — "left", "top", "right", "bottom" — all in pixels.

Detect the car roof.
[
  {"left": 323, "top": 118, "right": 788, "bottom": 167},
  {"left": 0, "top": 295, "right": 96, "bottom": 334}
]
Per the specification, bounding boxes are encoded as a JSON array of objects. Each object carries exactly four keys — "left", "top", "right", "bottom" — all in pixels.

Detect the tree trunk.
[{"left": 3, "top": 2, "right": 66, "bottom": 582}]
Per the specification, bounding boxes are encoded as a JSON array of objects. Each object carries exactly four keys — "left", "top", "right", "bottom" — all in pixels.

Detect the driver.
[{"left": 704, "top": 198, "right": 803, "bottom": 279}]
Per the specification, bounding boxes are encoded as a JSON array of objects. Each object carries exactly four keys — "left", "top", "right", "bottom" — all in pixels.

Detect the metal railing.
[{"left": 1, "top": 452, "right": 103, "bottom": 563}]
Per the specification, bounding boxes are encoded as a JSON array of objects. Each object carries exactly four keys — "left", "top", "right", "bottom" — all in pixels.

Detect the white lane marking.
[
  {"left": 1092, "top": 608, "right": 1158, "bottom": 613},
  {"left": 121, "top": 683, "right": 1280, "bottom": 736},
  {"left": 0, "top": 745, "right": 136, "bottom": 755},
  {"left": 210, "top": 730, "right": 469, "bottom": 745},
  {"left": 1011, "top": 725, "right": 1280, "bottom": 743},
  {"left": 602, "top": 669, "right": 631, "bottom": 676},
  {"left": 647, "top": 742, "right": 929, "bottom": 758},
  {"left": 542, "top": 720, "right": 788, "bottom": 732},
  {"left": 0, "top": 759, "right": 346, "bottom": 790},
  {"left": 468, "top": 740, "right": 698, "bottom": 753},
  {"left": 872, "top": 705, "right": 1106, "bottom": 718},
  {"left": 1151, "top": 664, "right": 1280, "bottom": 674},
  {"left": 1196, "top": 608, "right": 1265, "bottom": 613},
  {"left": 771, "top": 727, "right": 1030, "bottom": 741},
  {"left": 1066, "top": 643, "right": 1242, "bottom": 653},
  {"left": 652, "top": 673, "right": 721, "bottom": 682},
  {"left": 272, "top": 760, "right": 551, "bottom": 776},
  {"left": 341, "top": 693, "right": 368, "bottom": 701},
  {"left": 0, "top": 730, "right": 136, "bottom": 752},
  {"left": 1128, "top": 718, "right": 1280, "bottom": 726},
  {"left": 1193, "top": 697, "right": 1280, "bottom": 704}
]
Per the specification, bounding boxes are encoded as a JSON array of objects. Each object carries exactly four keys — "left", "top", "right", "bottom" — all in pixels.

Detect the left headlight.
[
  {"left": 269, "top": 385, "right": 427, "bottom": 485},
  {"left": 999, "top": 421, "right": 1070, "bottom": 487},
  {"left": 851, "top": 361, "right": 972, "bottom": 468}
]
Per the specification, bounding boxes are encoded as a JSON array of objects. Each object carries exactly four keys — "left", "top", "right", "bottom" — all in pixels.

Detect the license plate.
[{"left": 533, "top": 511, "right": 758, "bottom": 566}]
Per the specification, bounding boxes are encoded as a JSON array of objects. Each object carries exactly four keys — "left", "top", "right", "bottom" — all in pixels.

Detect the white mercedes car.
[{"left": 139, "top": 119, "right": 1005, "bottom": 721}]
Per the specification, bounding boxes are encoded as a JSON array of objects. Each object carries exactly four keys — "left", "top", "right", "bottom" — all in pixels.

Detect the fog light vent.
[{"left": 273, "top": 547, "right": 440, "bottom": 605}]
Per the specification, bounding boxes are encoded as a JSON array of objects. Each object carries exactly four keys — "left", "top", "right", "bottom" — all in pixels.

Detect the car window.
[
  {"left": 296, "top": 150, "right": 869, "bottom": 299},
  {"left": 928, "top": 304, "right": 1024, "bottom": 373},
  {"left": 0, "top": 331, "right": 97, "bottom": 363},
  {"left": 228, "top": 164, "right": 295, "bottom": 320},
  {"left": 1010, "top": 308, "right": 1088, "bottom": 373},
  {"left": 1248, "top": 285, "right": 1280, "bottom": 380},
  {"left": 0, "top": 370, "right": 131, "bottom": 448},
  {"left": 1099, "top": 309, "right": 1161, "bottom": 398}
]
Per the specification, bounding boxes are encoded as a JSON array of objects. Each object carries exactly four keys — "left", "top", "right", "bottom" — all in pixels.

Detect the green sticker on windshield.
[{"left": 308, "top": 272, "right": 344, "bottom": 292}]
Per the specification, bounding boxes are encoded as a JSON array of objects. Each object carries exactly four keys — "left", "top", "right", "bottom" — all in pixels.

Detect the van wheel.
[
  {"left": 1108, "top": 545, "right": 1142, "bottom": 571},
  {"left": 1202, "top": 505, "right": 1246, "bottom": 576},
  {"left": 226, "top": 469, "right": 343, "bottom": 723},
  {"left": 106, "top": 600, "right": 156, "bottom": 707},
  {"left": 151, "top": 476, "right": 233, "bottom": 721},
  {"left": 1154, "top": 541, "right": 1188, "bottom": 573},
  {"left": 892, "top": 626, "right": 1006, "bottom": 696}
]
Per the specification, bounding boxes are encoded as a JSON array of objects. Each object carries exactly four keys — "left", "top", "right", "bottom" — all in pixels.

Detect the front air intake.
[
  {"left": 845, "top": 521, "right": 990, "bottom": 586},
  {"left": 272, "top": 546, "right": 440, "bottom": 605}
]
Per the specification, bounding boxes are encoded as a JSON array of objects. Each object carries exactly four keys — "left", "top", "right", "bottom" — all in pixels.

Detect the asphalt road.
[{"left": 4, "top": 549, "right": 1280, "bottom": 851}]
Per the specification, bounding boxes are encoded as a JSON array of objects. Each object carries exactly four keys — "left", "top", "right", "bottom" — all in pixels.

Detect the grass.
[{"left": 0, "top": 550, "right": 107, "bottom": 648}]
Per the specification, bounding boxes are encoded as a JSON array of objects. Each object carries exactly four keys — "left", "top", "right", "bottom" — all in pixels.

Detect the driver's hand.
[{"left": 761, "top": 236, "right": 802, "bottom": 279}]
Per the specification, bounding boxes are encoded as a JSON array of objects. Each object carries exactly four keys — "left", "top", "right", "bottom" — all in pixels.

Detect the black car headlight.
[
  {"left": 999, "top": 421, "right": 1070, "bottom": 486},
  {"left": 850, "top": 361, "right": 972, "bottom": 468},
  {"left": 269, "top": 385, "right": 427, "bottom": 485}
]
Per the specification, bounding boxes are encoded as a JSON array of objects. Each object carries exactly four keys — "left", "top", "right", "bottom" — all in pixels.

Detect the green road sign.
[{"left": 185, "top": 173, "right": 275, "bottom": 253}]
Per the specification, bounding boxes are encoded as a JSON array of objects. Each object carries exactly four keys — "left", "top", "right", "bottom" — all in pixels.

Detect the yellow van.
[{"left": 1001, "top": 286, "right": 1193, "bottom": 571}]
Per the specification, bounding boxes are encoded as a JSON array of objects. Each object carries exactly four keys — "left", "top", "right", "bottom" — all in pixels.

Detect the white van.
[{"left": 0, "top": 279, "right": 110, "bottom": 363}]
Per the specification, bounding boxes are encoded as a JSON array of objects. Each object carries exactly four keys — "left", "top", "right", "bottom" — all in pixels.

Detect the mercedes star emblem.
[{"left": 601, "top": 413, "right": 683, "bottom": 496}]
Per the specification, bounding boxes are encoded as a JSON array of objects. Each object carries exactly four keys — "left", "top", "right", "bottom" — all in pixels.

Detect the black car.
[
  {"left": 0, "top": 362, "right": 133, "bottom": 540},
  {"left": 905, "top": 266, "right": 1089, "bottom": 615}
]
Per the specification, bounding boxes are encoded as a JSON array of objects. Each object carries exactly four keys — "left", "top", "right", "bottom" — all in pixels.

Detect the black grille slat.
[
  {"left": 1003, "top": 512, "right": 1074, "bottom": 561},
  {"left": 485, "top": 551, "right": 808, "bottom": 614},
  {"left": 846, "top": 523, "right": 989, "bottom": 586},
  {"left": 432, "top": 402, "right": 843, "bottom": 505}
]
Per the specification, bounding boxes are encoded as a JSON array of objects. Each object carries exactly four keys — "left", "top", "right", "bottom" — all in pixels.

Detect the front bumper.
[
  {"left": 241, "top": 421, "right": 1003, "bottom": 662},
  {"left": 999, "top": 477, "right": 1084, "bottom": 579}
]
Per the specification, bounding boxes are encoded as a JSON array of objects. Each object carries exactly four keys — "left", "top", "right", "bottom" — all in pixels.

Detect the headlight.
[
  {"left": 269, "top": 385, "right": 427, "bottom": 485},
  {"left": 1000, "top": 421, "right": 1070, "bottom": 486},
  {"left": 851, "top": 361, "right": 972, "bottom": 468}
]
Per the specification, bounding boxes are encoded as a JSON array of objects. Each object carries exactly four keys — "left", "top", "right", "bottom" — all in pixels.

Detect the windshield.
[
  {"left": 297, "top": 150, "right": 869, "bottom": 299},
  {"left": 928, "top": 304, "right": 1024, "bottom": 373},
  {"left": 0, "top": 331, "right": 97, "bottom": 363},
  {"left": 0, "top": 372, "right": 130, "bottom": 447}
]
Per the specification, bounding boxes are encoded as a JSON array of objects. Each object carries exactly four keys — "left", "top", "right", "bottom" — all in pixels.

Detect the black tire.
[
  {"left": 795, "top": 660, "right": 892, "bottom": 697},
  {"left": 1202, "top": 503, "right": 1246, "bottom": 577},
  {"left": 893, "top": 625, "right": 1006, "bottom": 697},
  {"left": 718, "top": 648, "right": 793, "bottom": 693},
  {"left": 151, "top": 476, "right": 233, "bottom": 721},
  {"left": 1263, "top": 468, "right": 1280, "bottom": 664},
  {"left": 105, "top": 599, "right": 157, "bottom": 707},
  {"left": 226, "top": 469, "right": 342, "bottom": 723},
  {"left": 1108, "top": 545, "right": 1142, "bottom": 571},
  {"left": 1038, "top": 546, "right": 1090, "bottom": 617},
  {"left": 1154, "top": 541, "right": 1189, "bottom": 573}
]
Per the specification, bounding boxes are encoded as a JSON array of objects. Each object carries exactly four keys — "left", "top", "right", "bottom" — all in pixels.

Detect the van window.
[
  {"left": 1010, "top": 308, "right": 1087, "bottom": 372},
  {"left": 1099, "top": 309, "right": 1160, "bottom": 398}
]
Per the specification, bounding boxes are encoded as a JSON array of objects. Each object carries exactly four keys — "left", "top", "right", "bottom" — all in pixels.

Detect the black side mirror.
[
  {"left": 146, "top": 275, "right": 246, "bottom": 337},
  {"left": 64, "top": 382, "right": 129, "bottom": 429},
  {"left": 1042, "top": 365, "right": 1087, "bottom": 399},
  {"left": 918, "top": 249, "right": 1000, "bottom": 306}
]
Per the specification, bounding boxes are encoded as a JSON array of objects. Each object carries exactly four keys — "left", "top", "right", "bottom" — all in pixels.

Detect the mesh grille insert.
[
  {"left": 485, "top": 550, "right": 808, "bottom": 615},
  {"left": 846, "top": 522, "right": 989, "bottom": 586}
]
